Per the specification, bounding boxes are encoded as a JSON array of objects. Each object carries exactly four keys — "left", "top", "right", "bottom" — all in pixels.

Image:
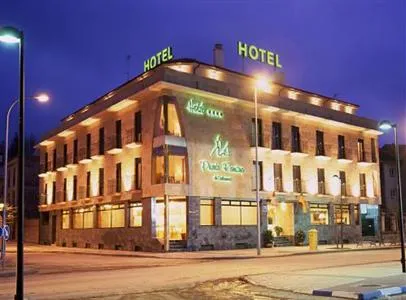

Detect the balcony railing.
[
  {"left": 293, "top": 179, "right": 303, "bottom": 193},
  {"left": 107, "top": 179, "right": 122, "bottom": 195},
  {"left": 274, "top": 177, "right": 283, "bottom": 192},
  {"left": 106, "top": 136, "right": 123, "bottom": 154},
  {"left": 360, "top": 185, "right": 367, "bottom": 197},
  {"left": 79, "top": 148, "right": 91, "bottom": 163},
  {"left": 318, "top": 181, "right": 326, "bottom": 195},
  {"left": 124, "top": 128, "right": 142, "bottom": 148},
  {"left": 91, "top": 142, "right": 104, "bottom": 158}
]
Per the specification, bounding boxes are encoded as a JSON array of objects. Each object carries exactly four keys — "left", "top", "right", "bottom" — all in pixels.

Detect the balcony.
[
  {"left": 66, "top": 153, "right": 78, "bottom": 168},
  {"left": 106, "top": 135, "right": 123, "bottom": 155},
  {"left": 38, "top": 164, "right": 48, "bottom": 177},
  {"left": 270, "top": 138, "right": 290, "bottom": 155},
  {"left": 107, "top": 179, "right": 121, "bottom": 195},
  {"left": 317, "top": 181, "right": 326, "bottom": 195},
  {"left": 291, "top": 141, "right": 309, "bottom": 158},
  {"left": 315, "top": 145, "right": 332, "bottom": 161},
  {"left": 91, "top": 142, "right": 104, "bottom": 160},
  {"left": 78, "top": 148, "right": 91, "bottom": 164},
  {"left": 124, "top": 128, "right": 142, "bottom": 149},
  {"left": 293, "top": 179, "right": 305, "bottom": 193},
  {"left": 56, "top": 157, "right": 67, "bottom": 172},
  {"left": 360, "top": 185, "right": 367, "bottom": 198},
  {"left": 357, "top": 152, "right": 373, "bottom": 166},
  {"left": 274, "top": 177, "right": 284, "bottom": 193}
]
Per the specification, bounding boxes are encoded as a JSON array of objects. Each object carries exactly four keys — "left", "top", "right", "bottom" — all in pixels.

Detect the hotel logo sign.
[
  {"left": 185, "top": 98, "right": 224, "bottom": 119},
  {"left": 237, "top": 41, "right": 282, "bottom": 69},
  {"left": 144, "top": 46, "right": 173, "bottom": 72}
]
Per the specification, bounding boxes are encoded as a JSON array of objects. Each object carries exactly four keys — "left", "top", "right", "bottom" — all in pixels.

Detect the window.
[
  {"left": 52, "top": 181, "right": 56, "bottom": 204},
  {"left": 339, "top": 171, "right": 347, "bottom": 196},
  {"left": 316, "top": 130, "right": 325, "bottom": 156},
  {"left": 73, "top": 175, "right": 77, "bottom": 201},
  {"left": 99, "top": 168, "right": 104, "bottom": 196},
  {"left": 44, "top": 152, "right": 48, "bottom": 172},
  {"left": 44, "top": 183, "right": 48, "bottom": 203},
  {"left": 371, "top": 138, "right": 377, "bottom": 163},
  {"left": 200, "top": 199, "right": 214, "bottom": 226},
  {"left": 221, "top": 200, "right": 256, "bottom": 225},
  {"left": 73, "top": 207, "right": 94, "bottom": 229},
  {"left": 98, "top": 204, "right": 125, "bottom": 228},
  {"left": 135, "top": 158, "right": 142, "bottom": 190},
  {"left": 86, "top": 171, "right": 91, "bottom": 198},
  {"left": 153, "top": 152, "right": 187, "bottom": 184},
  {"left": 158, "top": 99, "right": 182, "bottom": 136},
  {"left": 310, "top": 203, "right": 329, "bottom": 225},
  {"left": 63, "top": 144, "right": 68, "bottom": 165},
  {"left": 99, "top": 127, "right": 105, "bottom": 155},
  {"left": 338, "top": 135, "right": 345, "bottom": 159},
  {"left": 390, "top": 188, "right": 396, "bottom": 199},
  {"left": 293, "top": 165, "right": 301, "bottom": 193},
  {"left": 86, "top": 133, "right": 91, "bottom": 159},
  {"left": 251, "top": 161, "right": 264, "bottom": 191},
  {"left": 291, "top": 126, "right": 301, "bottom": 152},
  {"left": 251, "top": 118, "right": 263, "bottom": 147},
  {"left": 357, "top": 139, "right": 365, "bottom": 162},
  {"left": 272, "top": 122, "right": 282, "bottom": 150},
  {"left": 135, "top": 111, "right": 142, "bottom": 142},
  {"left": 63, "top": 178, "right": 67, "bottom": 202},
  {"left": 116, "top": 120, "right": 122, "bottom": 148},
  {"left": 334, "top": 204, "right": 350, "bottom": 225},
  {"left": 53, "top": 149, "right": 57, "bottom": 171},
  {"left": 389, "top": 168, "right": 395, "bottom": 177},
  {"left": 317, "top": 168, "right": 325, "bottom": 194},
  {"left": 274, "top": 163, "right": 283, "bottom": 192},
  {"left": 116, "top": 163, "right": 122, "bottom": 193},
  {"left": 41, "top": 212, "right": 50, "bottom": 226},
  {"left": 360, "top": 173, "right": 367, "bottom": 197},
  {"left": 129, "top": 202, "right": 142, "bottom": 227},
  {"left": 62, "top": 210, "right": 70, "bottom": 229},
  {"left": 354, "top": 204, "right": 360, "bottom": 225},
  {"left": 73, "top": 139, "right": 78, "bottom": 163}
]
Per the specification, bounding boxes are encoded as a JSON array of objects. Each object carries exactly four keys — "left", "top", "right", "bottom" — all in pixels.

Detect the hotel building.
[{"left": 38, "top": 55, "right": 381, "bottom": 251}]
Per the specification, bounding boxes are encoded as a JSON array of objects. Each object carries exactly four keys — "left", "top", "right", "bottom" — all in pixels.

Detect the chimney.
[{"left": 213, "top": 43, "right": 224, "bottom": 67}]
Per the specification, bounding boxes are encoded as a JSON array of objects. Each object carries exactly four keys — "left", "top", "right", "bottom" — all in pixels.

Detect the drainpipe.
[{"left": 164, "top": 144, "right": 170, "bottom": 252}]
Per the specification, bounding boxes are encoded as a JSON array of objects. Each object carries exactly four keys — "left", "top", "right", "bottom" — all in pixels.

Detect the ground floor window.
[
  {"left": 98, "top": 204, "right": 125, "bottom": 228},
  {"left": 334, "top": 204, "right": 350, "bottom": 225},
  {"left": 155, "top": 199, "right": 186, "bottom": 240},
  {"left": 129, "top": 202, "right": 142, "bottom": 227},
  {"left": 62, "top": 210, "right": 70, "bottom": 229},
  {"left": 310, "top": 203, "right": 329, "bottom": 225},
  {"left": 200, "top": 199, "right": 214, "bottom": 226},
  {"left": 221, "top": 200, "right": 256, "bottom": 225},
  {"left": 73, "top": 207, "right": 94, "bottom": 229}
]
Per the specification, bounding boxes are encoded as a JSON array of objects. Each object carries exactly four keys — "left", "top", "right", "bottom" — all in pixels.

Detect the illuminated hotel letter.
[
  {"left": 238, "top": 41, "right": 248, "bottom": 57},
  {"left": 276, "top": 54, "right": 282, "bottom": 68},
  {"left": 168, "top": 46, "right": 174, "bottom": 60},
  {"left": 156, "top": 51, "right": 162, "bottom": 64},
  {"left": 144, "top": 59, "right": 150, "bottom": 72},
  {"left": 258, "top": 48, "right": 266, "bottom": 63},
  {"left": 248, "top": 45, "right": 259, "bottom": 60},
  {"left": 267, "top": 51, "right": 275, "bottom": 66},
  {"left": 150, "top": 56, "right": 157, "bottom": 69}
]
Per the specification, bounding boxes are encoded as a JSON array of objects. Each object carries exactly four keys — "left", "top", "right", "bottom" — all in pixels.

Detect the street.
[{"left": 0, "top": 247, "right": 403, "bottom": 299}]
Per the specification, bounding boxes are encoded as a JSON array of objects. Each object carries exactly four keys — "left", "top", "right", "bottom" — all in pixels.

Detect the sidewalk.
[{"left": 3, "top": 241, "right": 398, "bottom": 260}]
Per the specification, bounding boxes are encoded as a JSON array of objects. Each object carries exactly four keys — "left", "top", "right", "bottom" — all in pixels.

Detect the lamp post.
[
  {"left": 0, "top": 25, "right": 25, "bottom": 300},
  {"left": 1, "top": 94, "right": 49, "bottom": 263},
  {"left": 333, "top": 175, "right": 344, "bottom": 249},
  {"left": 253, "top": 75, "right": 271, "bottom": 256},
  {"left": 379, "top": 120, "right": 405, "bottom": 273}
]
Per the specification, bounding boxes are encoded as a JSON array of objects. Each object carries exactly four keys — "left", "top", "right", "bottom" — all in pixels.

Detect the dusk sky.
[{"left": 0, "top": 1, "right": 405, "bottom": 144}]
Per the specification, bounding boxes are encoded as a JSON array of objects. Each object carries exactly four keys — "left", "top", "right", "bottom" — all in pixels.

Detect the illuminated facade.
[{"left": 38, "top": 59, "right": 381, "bottom": 251}]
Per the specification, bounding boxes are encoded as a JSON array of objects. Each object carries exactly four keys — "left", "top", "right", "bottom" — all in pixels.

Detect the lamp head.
[
  {"left": 33, "top": 93, "right": 50, "bottom": 103},
  {"left": 0, "top": 26, "right": 21, "bottom": 44},
  {"left": 378, "top": 120, "right": 395, "bottom": 131},
  {"left": 255, "top": 74, "right": 272, "bottom": 93}
]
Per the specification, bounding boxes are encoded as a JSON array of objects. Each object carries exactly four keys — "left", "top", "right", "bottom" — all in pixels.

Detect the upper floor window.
[
  {"left": 44, "top": 152, "right": 48, "bottom": 172},
  {"left": 73, "top": 139, "right": 78, "bottom": 163},
  {"left": 317, "top": 168, "right": 325, "bottom": 194},
  {"left": 272, "top": 122, "right": 282, "bottom": 150},
  {"left": 316, "top": 130, "right": 325, "bottom": 156},
  {"left": 371, "top": 138, "right": 377, "bottom": 163},
  {"left": 116, "top": 120, "right": 122, "bottom": 148},
  {"left": 135, "top": 111, "right": 142, "bottom": 143},
  {"left": 360, "top": 173, "right": 367, "bottom": 197},
  {"left": 251, "top": 161, "right": 264, "bottom": 191},
  {"left": 99, "top": 127, "right": 105, "bottom": 155},
  {"left": 274, "top": 163, "right": 283, "bottom": 192},
  {"left": 63, "top": 144, "right": 68, "bottom": 166},
  {"left": 251, "top": 118, "right": 263, "bottom": 147},
  {"left": 293, "top": 165, "right": 301, "bottom": 193},
  {"left": 157, "top": 98, "right": 182, "bottom": 137},
  {"left": 291, "top": 126, "right": 301, "bottom": 152},
  {"left": 338, "top": 135, "right": 345, "bottom": 159},
  {"left": 339, "top": 170, "right": 347, "bottom": 196},
  {"left": 135, "top": 158, "right": 142, "bottom": 190},
  {"left": 357, "top": 139, "right": 365, "bottom": 162},
  {"left": 52, "top": 149, "right": 57, "bottom": 171},
  {"left": 152, "top": 146, "right": 187, "bottom": 184},
  {"left": 86, "top": 133, "right": 91, "bottom": 159}
]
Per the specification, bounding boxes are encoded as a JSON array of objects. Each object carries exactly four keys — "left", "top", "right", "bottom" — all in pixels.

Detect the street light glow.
[
  {"left": 255, "top": 75, "right": 272, "bottom": 93},
  {"left": 378, "top": 120, "right": 394, "bottom": 131},
  {"left": 34, "top": 93, "right": 50, "bottom": 103},
  {"left": 0, "top": 27, "right": 21, "bottom": 44}
]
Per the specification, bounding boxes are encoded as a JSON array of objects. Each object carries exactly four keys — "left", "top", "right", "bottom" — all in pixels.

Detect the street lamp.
[
  {"left": 1, "top": 94, "right": 50, "bottom": 264},
  {"left": 0, "top": 25, "right": 25, "bottom": 300},
  {"left": 379, "top": 120, "right": 405, "bottom": 273},
  {"left": 333, "top": 175, "right": 344, "bottom": 249},
  {"left": 254, "top": 75, "right": 272, "bottom": 256}
]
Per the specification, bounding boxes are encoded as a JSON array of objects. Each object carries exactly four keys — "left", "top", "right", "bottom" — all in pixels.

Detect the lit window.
[
  {"left": 200, "top": 199, "right": 214, "bottom": 226},
  {"left": 334, "top": 205, "right": 350, "bottom": 225},
  {"left": 73, "top": 207, "right": 94, "bottom": 229},
  {"left": 153, "top": 150, "right": 187, "bottom": 184},
  {"left": 354, "top": 205, "right": 360, "bottom": 225},
  {"left": 158, "top": 100, "right": 182, "bottom": 137},
  {"left": 130, "top": 202, "right": 142, "bottom": 227},
  {"left": 98, "top": 204, "right": 125, "bottom": 228},
  {"left": 221, "top": 200, "right": 256, "bottom": 225},
  {"left": 62, "top": 210, "right": 70, "bottom": 229},
  {"left": 310, "top": 203, "right": 329, "bottom": 225},
  {"left": 287, "top": 90, "right": 298, "bottom": 100}
]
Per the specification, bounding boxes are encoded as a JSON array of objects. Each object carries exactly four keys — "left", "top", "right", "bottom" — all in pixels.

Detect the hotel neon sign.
[
  {"left": 185, "top": 98, "right": 224, "bottom": 119},
  {"left": 200, "top": 134, "right": 245, "bottom": 182},
  {"left": 144, "top": 46, "right": 173, "bottom": 72},
  {"left": 237, "top": 41, "right": 282, "bottom": 69}
]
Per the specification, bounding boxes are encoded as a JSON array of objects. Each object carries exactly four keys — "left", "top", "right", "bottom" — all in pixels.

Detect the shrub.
[
  {"left": 263, "top": 230, "right": 274, "bottom": 245},
  {"left": 274, "top": 226, "right": 283, "bottom": 237},
  {"left": 295, "top": 230, "right": 306, "bottom": 245}
]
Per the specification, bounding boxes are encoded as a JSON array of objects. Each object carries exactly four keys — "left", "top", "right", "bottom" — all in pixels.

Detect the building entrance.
[
  {"left": 267, "top": 201, "right": 294, "bottom": 236},
  {"left": 156, "top": 198, "right": 187, "bottom": 240}
]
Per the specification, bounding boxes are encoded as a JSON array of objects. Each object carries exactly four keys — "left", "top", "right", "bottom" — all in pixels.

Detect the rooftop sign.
[
  {"left": 144, "top": 46, "right": 173, "bottom": 72},
  {"left": 237, "top": 41, "right": 282, "bottom": 69}
]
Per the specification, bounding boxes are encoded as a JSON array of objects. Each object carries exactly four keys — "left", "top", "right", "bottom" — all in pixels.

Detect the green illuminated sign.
[
  {"left": 185, "top": 98, "right": 223, "bottom": 119},
  {"left": 237, "top": 41, "right": 282, "bottom": 69},
  {"left": 144, "top": 46, "right": 173, "bottom": 72},
  {"left": 200, "top": 134, "right": 245, "bottom": 182}
]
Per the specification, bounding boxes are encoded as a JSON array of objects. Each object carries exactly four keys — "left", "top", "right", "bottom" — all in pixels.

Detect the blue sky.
[{"left": 0, "top": 0, "right": 405, "bottom": 144}]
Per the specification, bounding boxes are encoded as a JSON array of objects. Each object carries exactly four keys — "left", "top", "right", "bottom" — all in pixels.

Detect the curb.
[
  {"left": 313, "top": 286, "right": 406, "bottom": 300},
  {"left": 0, "top": 268, "right": 38, "bottom": 278},
  {"left": 312, "top": 290, "right": 356, "bottom": 298}
]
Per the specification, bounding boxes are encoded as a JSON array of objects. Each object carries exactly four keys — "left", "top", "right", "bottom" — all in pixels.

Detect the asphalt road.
[{"left": 0, "top": 248, "right": 400, "bottom": 299}]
